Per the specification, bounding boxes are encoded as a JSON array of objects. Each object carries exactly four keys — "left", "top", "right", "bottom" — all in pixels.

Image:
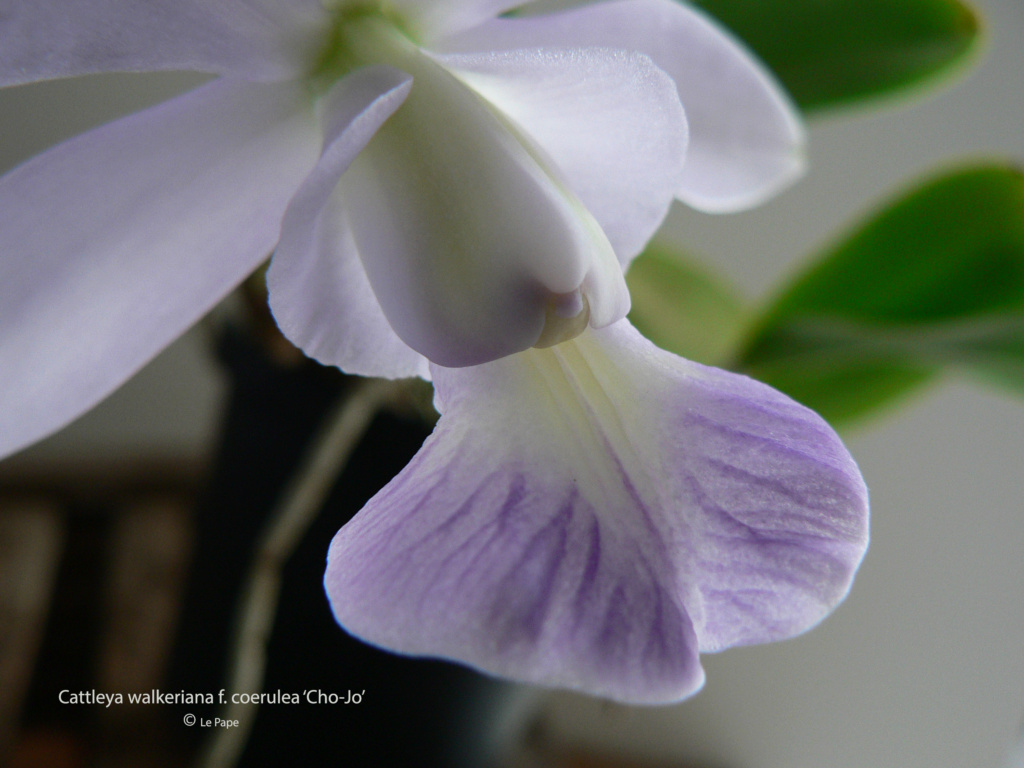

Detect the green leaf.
[
  {"left": 690, "top": 0, "right": 981, "bottom": 111},
  {"left": 627, "top": 243, "right": 747, "bottom": 366},
  {"left": 737, "top": 164, "right": 1024, "bottom": 425},
  {"left": 744, "top": 351, "right": 936, "bottom": 426}
]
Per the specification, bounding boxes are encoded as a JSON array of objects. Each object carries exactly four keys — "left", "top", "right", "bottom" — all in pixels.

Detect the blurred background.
[{"left": 1, "top": 0, "right": 1022, "bottom": 766}]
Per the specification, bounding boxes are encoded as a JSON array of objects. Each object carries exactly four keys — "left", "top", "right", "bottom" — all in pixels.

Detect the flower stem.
[{"left": 195, "top": 377, "right": 401, "bottom": 768}]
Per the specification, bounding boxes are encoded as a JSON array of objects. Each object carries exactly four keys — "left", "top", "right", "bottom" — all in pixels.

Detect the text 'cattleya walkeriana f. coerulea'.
[{"left": 0, "top": 0, "right": 867, "bottom": 703}]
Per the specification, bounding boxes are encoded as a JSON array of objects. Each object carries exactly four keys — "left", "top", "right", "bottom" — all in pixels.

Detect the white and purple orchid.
[{"left": 0, "top": 0, "right": 867, "bottom": 703}]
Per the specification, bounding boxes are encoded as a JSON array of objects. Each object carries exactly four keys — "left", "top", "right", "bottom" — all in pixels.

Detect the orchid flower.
[
  {"left": 0, "top": 0, "right": 803, "bottom": 456},
  {"left": 0, "top": 0, "right": 867, "bottom": 703}
]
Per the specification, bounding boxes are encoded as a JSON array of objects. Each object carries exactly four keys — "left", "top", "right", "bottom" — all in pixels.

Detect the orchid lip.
[{"left": 326, "top": 320, "right": 869, "bottom": 703}]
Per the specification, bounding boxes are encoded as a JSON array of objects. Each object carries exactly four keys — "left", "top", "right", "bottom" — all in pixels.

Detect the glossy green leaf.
[
  {"left": 627, "top": 243, "right": 747, "bottom": 366},
  {"left": 737, "top": 164, "right": 1024, "bottom": 425},
  {"left": 690, "top": 0, "right": 981, "bottom": 111}
]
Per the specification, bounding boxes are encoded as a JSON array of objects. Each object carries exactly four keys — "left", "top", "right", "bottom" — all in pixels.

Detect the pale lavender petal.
[
  {"left": 0, "top": 0, "right": 328, "bottom": 85},
  {"left": 339, "top": 48, "right": 628, "bottom": 367},
  {"left": 0, "top": 79, "right": 320, "bottom": 460},
  {"left": 435, "top": 46, "right": 687, "bottom": 263},
  {"left": 326, "top": 320, "right": 868, "bottom": 702},
  {"left": 439, "top": 0, "right": 806, "bottom": 212},
  {"left": 392, "top": 0, "right": 533, "bottom": 41},
  {"left": 268, "top": 66, "right": 430, "bottom": 380}
]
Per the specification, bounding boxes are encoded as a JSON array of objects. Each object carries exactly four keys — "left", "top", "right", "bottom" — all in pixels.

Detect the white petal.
[
  {"left": 340, "top": 47, "right": 628, "bottom": 367},
  {"left": 438, "top": 0, "right": 806, "bottom": 212},
  {"left": 269, "top": 65, "right": 430, "bottom": 380},
  {"left": 272, "top": 200, "right": 431, "bottom": 380},
  {"left": 436, "top": 45, "right": 687, "bottom": 264},
  {"left": 0, "top": 0, "right": 328, "bottom": 85},
  {"left": 0, "top": 79, "right": 320, "bottom": 460},
  {"left": 390, "top": 0, "right": 531, "bottom": 42}
]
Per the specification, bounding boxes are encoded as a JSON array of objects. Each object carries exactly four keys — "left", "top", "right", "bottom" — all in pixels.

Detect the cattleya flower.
[{"left": 0, "top": 0, "right": 868, "bottom": 703}]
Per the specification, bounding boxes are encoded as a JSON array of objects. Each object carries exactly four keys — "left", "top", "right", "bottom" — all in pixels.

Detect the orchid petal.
[
  {"left": 326, "top": 320, "right": 868, "bottom": 703},
  {"left": 340, "top": 48, "right": 628, "bottom": 367},
  {"left": 438, "top": 0, "right": 806, "bottom": 212},
  {"left": 0, "top": 79, "right": 320, "bottom": 461},
  {"left": 435, "top": 46, "right": 687, "bottom": 264},
  {"left": 0, "top": 0, "right": 328, "bottom": 85},
  {"left": 390, "top": 0, "right": 532, "bottom": 42},
  {"left": 268, "top": 66, "right": 429, "bottom": 380}
]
